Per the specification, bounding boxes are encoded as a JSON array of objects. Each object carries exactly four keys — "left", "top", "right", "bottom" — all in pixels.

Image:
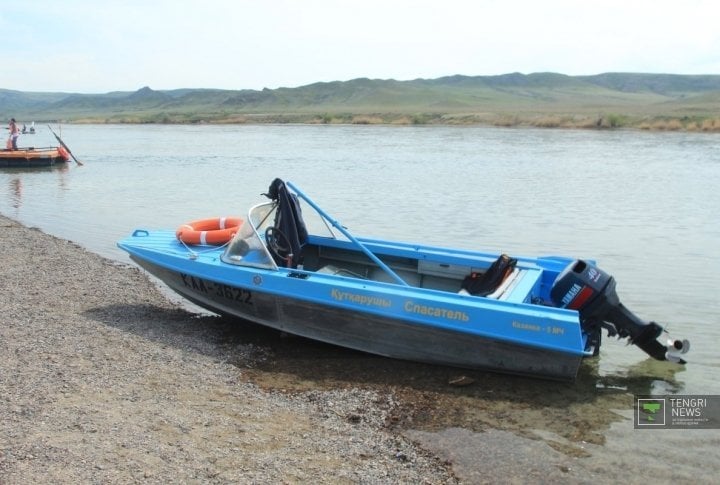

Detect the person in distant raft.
[{"left": 8, "top": 118, "right": 19, "bottom": 150}]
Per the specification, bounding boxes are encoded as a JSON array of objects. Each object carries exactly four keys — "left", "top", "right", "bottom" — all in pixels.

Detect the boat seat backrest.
[
  {"left": 460, "top": 254, "right": 518, "bottom": 297},
  {"left": 264, "top": 178, "right": 309, "bottom": 268}
]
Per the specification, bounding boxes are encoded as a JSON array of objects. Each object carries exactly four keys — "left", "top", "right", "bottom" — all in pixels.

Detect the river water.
[{"left": 2, "top": 124, "right": 719, "bottom": 480}]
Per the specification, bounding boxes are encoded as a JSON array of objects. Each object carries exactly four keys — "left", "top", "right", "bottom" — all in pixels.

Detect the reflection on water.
[
  {"left": 2, "top": 163, "right": 69, "bottom": 213},
  {"left": 10, "top": 177, "right": 22, "bottom": 209},
  {"left": 594, "top": 357, "right": 687, "bottom": 395},
  {"left": 238, "top": 329, "right": 686, "bottom": 450}
]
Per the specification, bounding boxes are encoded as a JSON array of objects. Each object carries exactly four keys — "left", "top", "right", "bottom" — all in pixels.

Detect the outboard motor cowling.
[{"left": 550, "top": 260, "right": 689, "bottom": 364}]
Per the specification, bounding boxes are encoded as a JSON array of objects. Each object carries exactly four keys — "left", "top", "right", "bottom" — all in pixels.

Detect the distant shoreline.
[
  {"left": 55, "top": 112, "right": 720, "bottom": 133},
  {"left": 7, "top": 73, "right": 719, "bottom": 133}
]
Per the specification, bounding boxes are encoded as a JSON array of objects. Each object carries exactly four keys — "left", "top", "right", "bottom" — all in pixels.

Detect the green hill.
[{"left": 3, "top": 72, "right": 720, "bottom": 130}]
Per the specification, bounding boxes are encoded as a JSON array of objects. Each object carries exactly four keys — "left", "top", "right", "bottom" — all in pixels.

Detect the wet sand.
[{"left": 1, "top": 213, "right": 713, "bottom": 483}]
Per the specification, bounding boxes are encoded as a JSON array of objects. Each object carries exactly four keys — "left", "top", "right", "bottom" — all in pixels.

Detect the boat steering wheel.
[{"left": 265, "top": 226, "right": 292, "bottom": 264}]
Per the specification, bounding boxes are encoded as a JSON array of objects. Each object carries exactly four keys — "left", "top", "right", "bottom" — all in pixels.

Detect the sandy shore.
[{"left": 0, "top": 214, "right": 458, "bottom": 483}]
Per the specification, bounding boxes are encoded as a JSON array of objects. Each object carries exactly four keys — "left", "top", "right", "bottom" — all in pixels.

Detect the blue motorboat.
[{"left": 117, "top": 178, "right": 689, "bottom": 381}]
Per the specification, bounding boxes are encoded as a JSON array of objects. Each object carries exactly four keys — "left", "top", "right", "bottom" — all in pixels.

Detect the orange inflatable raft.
[{"left": 175, "top": 216, "right": 243, "bottom": 245}]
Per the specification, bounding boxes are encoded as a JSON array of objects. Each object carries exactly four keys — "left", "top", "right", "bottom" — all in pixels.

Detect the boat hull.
[
  {"left": 0, "top": 148, "right": 69, "bottom": 167},
  {"left": 130, "top": 255, "right": 583, "bottom": 381}
]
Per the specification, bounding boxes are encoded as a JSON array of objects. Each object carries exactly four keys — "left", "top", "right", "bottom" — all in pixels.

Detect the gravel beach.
[{"left": 0, "top": 214, "right": 457, "bottom": 483}]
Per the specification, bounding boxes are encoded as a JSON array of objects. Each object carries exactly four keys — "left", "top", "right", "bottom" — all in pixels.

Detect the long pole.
[{"left": 47, "top": 125, "right": 83, "bottom": 166}]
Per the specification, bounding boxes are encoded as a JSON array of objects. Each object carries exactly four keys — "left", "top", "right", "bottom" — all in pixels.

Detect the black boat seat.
[
  {"left": 485, "top": 268, "right": 523, "bottom": 299},
  {"left": 263, "top": 178, "right": 309, "bottom": 268},
  {"left": 459, "top": 254, "right": 518, "bottom": 297}
]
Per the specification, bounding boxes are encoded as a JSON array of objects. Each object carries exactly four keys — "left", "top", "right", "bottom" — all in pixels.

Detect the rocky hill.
[{"left": 3, "top": 72, "right": 719, "bottom": 129}]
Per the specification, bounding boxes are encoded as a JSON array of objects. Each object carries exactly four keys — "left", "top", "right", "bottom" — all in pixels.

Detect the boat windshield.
[
  {"left": 220, "top": 185, "right": 339, "bottom": 269},
  {"left": 221, "top": 202, "right": 279, "bottom": 269}
]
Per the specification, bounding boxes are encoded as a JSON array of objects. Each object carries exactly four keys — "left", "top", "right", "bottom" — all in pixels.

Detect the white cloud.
[{"left": 2, "top": 0, "right": 718, "bottom": 93}]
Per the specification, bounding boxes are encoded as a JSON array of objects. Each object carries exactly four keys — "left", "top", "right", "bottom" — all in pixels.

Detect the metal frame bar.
[{"left": 287, "top": 181, "right": 409, "bottom": 286}]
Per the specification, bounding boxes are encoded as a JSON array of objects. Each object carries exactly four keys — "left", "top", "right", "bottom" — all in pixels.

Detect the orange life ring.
[{"left": 175, "top": 216, "right": 243, "bottom": 245}]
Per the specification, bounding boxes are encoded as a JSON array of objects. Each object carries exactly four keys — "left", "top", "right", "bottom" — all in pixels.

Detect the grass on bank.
[{"left": 59, "top": 109, "right": 720, "bottom": 132}]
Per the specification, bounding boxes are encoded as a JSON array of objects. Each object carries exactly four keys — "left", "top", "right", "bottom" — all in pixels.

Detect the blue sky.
[{"left": 3, "top": 0, "right": 718, "bottom": 93}]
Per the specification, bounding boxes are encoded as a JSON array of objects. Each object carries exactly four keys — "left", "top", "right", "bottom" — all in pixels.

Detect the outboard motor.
[{"left": 550, "top": 260, "right": 689, "bottom": 363}]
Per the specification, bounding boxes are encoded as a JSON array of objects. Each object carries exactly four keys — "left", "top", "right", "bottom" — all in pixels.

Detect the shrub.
[
  {"left": 701, "top": 118, "right": 719, "bottom": 131},
  {"left": 606, "top": 113, "right": 627, "bottom": 128},
  {"left": 411, "top": 114, "right": 428, "bottom": 125}
]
